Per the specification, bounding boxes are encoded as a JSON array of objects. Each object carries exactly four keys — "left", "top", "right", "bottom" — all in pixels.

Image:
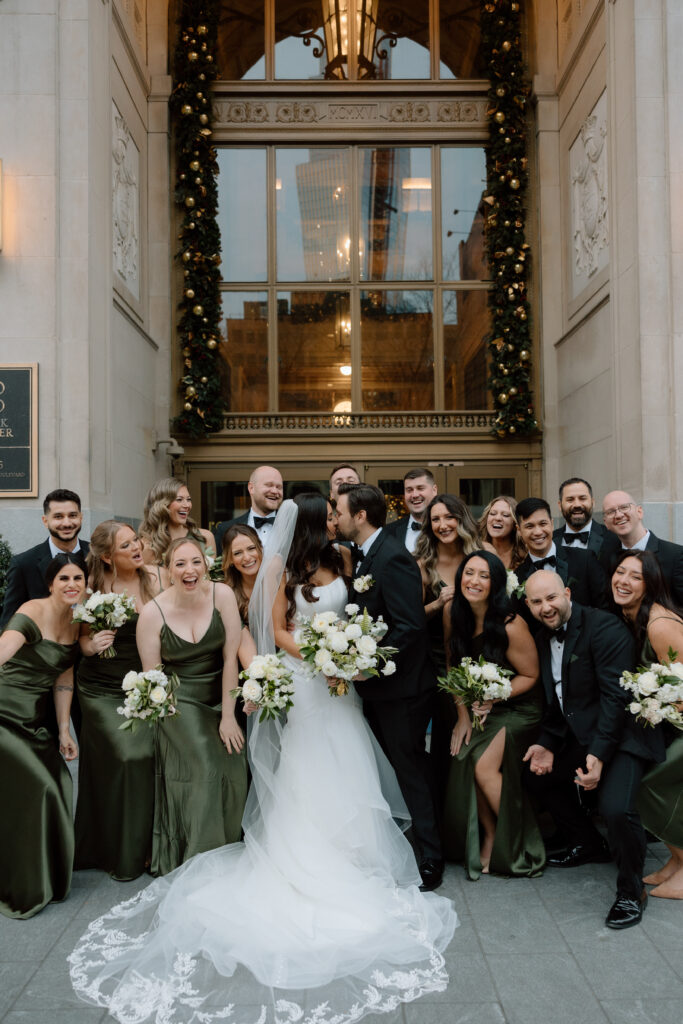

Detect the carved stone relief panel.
[
  {"left": 569, "top": 89, "right": 608, "bottom": 299},
  {"left": 112, "top": 101, "right": 140, "bottom": 300}
]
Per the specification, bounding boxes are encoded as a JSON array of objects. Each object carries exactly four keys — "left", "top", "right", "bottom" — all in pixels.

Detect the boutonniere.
[
  {"left": 353, "top": 574, "right": 374, "bottom": 594},
  {"left": 506, "top": 570, "right": 521, "bottom": 599},
  {"left": 569, "top": 653, "right": 579, "bottom": 664}
]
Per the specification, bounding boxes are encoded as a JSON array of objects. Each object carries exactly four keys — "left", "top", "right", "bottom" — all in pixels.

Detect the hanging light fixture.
[{"left": 321, "top": 0, "right": 379, "bottom": 80}]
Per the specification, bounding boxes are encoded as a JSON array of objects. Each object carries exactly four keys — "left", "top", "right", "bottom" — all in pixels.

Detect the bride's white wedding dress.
[{"left": 69, "top": 578, "right": 457, "bottom": 1024}]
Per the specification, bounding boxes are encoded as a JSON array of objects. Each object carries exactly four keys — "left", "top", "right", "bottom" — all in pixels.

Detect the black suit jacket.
[
  {"left": 516, "top": 547, "right": 609, "bottom": 621},
  {"left": 644, "top": 532, "right": 683, "bottom": 607},
  {"left": 553, "top": 520, "right": 621, "bottom": 573},
  {"left": 352, "top": 529, "right": 435, "bottom": 702},
  {"left": 213, "top": 512, "right": 251, "bottom": 555},
  {"left": 535, "top": 603, "right": 665, "bottom": 765},
  {"left": 1, "top": 539, "right": 90, "bottom": 628}
]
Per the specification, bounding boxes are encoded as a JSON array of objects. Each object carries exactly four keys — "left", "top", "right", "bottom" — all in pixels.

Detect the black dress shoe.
[
  {"left": 605, "top": 890, "right": 647, "bottom": 930},
  {"left": 419, "top": 859, "right": 444, "bottom": 892},
  {"left": 546, "top": 842, "right": 611, "bottom": 868}
]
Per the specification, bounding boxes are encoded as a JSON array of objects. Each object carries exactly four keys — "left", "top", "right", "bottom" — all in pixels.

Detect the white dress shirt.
[
  {"left": 48, "top": 538, "right": 82, "bottom": 559},
  {"left": 561, "top": 520, "right": 593, "bottom": 549},
  {"left": 247, "top": 509, "right": 277, "bottom": 545},
  {"left": 404, "top": 517, "right": 422, "bottom": 554},
  {"left": 624, "top": 530, "right": 650, "bottom": 552},
  {"left": 359, "top": 527, "right": 382, "bottom": 561}
]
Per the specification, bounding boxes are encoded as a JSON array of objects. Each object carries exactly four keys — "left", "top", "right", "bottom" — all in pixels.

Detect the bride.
[{"left": 69, "top": 494, "right": 458, "bottom": 1024}]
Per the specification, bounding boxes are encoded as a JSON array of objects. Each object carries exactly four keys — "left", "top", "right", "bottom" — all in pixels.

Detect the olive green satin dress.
[
  {"left": 151, "top": 590, "right": 248, "bottom": 876},
  {"left": 0, "top": 613, "right": 77, "bottom": 918},
  {"left": 74, "top": 616, "right": 154, "bottom": 880},
  {"left": 442, "top": 635, "right": 546, "bottom": 879},
  {"left": 637, "top": 635, "right": 683, "bottom": 847}
]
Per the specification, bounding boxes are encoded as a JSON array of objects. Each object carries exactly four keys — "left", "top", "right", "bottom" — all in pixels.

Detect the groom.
[{"left": 335, "top": 484, "right": 444, "bottom": 891}]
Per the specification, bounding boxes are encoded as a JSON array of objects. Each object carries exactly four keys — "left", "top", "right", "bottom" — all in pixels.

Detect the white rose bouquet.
[
  {"left": 72, "top": 590, "right": 138, "bottom": 658},
  {"left": 117, "top": 667, "right": 179, "bottom": 731},
  {"left": 295, "top": 603, "right": 398, "bottom": 697},
  {"left": 231, "top": 653, "right": 295, "bottom": 722},
  {"left": 619, "top": 650, "right": 683, "bottom": 729},
  {"left": 438, "top": 654, "right": 514, "bottom": 731}
]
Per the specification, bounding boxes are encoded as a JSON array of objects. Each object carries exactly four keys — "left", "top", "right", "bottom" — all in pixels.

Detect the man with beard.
[
  {"left": 1, "top": 489, "right": 89, "bottom": 627},
  {"left": 213, "top": 465, "right": 284, "bottom": 553},
  {"left": 384, "top": 468, "right": 438, "bottom": 554},
  {"left": 553, "top": 477, "right": 620, "bottom": 571}
]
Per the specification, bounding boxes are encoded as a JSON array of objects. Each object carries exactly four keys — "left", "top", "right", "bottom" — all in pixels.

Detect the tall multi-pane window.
[{"left": 213, "top": 1, "right": 491, "bottom": 415}]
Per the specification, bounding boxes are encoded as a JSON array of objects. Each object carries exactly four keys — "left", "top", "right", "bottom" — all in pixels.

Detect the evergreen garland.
[
  {"left": 481, "top": 0, "right": 537, "bottom": 437},
  {"left": 171, "top": 1, "right": 224, "bottom": 437},
  {"left": 170, "top": 1, "right": 537, "bottom": 439}
]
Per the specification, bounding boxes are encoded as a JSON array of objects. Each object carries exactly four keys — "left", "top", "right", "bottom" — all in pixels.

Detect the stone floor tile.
[
  {"left": 471, "top": 902, "right": 568, "bottom": 955},
  {"left": 0, "top": 899, "right": 80, "bottom": 962},
  {"left": 404, "top": 1003, "right": 507, "bottom": 1023},
  {"left": 572, "top": 941, "right": 683, "bottom": 1000},
  {"left": 486, "top": 953, "right": 610, "bottom": 1024},
  {"left": 0, "top": 963, "right": 39, "bottom": 1018},
  {"left": 409, "top": 953, "right": 497, "bottom": 1004},
  {"left": 543, "top": 895, "right": 657, "bottom": 948},
  {"left": 600, "top": 999, "right": 683, "bottom": 1024},
  {"left": 2, "top": 1011, "right": 106, "bottom": 1024}
]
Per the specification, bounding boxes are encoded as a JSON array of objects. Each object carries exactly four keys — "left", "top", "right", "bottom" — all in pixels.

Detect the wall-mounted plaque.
[{"left": 0, "top": 364, "right": 38, "bottom": 497}]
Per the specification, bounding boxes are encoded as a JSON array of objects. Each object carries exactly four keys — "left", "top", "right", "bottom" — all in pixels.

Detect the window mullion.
[
  {"left": 267, "top": 146, "right": 278, "bottom": 411},
  {"left": 432, "top": 144, "right": 444, "bottom": 410}
]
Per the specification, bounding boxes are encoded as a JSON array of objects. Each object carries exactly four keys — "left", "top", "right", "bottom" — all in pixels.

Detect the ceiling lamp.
[{"left": 321, "top": 0, "right": 379, "bottom": 80}]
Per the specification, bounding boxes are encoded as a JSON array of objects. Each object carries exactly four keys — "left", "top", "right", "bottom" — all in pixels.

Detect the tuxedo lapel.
[
  {"left": 356, "top": 529, "right": 386, "bottom": 576},
  {"left": 36, "top": 541, "right": 54, "bottom": 578},
  {"left": 555, "top": 552, "right": 570, "bottom": 585},
  {"left": 537, "top": 637, "right": 554, "bottom": 703}
]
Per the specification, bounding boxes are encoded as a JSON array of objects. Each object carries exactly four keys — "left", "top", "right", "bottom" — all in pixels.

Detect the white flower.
[
  {"left": 314, "top": 648, "right": 331, "bottom": 668},
  {"left": 344, "top": 623, "right": 363, "bottom": 640},
  {"left": 248, "top": 657, "right": 267, "bottom": 680},
  {"left": 149, "top": 685, "right": 167, "bottom": 705},
  {"left": 312, "top": 613, "right": 335, "bottom": 633},
  {"left": 667, "top": 662, "right": 683, "bottom": 680},
  {"left": 637, "top": 671, "right": 659, "bottom": 696},
  {"left": 345, "top": 603, "right": 360, "bottom": 616},
  {"left": 506, "top": 571, "right": 519, "bottom": 598},
  {"left": 629, "top": 701, "right": 642, "bottom": 715},
  {"left": 356, "top": 634, "right": 377, "bottom": 656},
  {"left": 292, "top": 628, "right": 305, "bottom": 646},
  {"left": 328, "top": 632, "right": 349, "bottom": 654},
  {"left": 480, "top": 662, "right": 502, "bottom": 683},
  {"left": 322, "top": 661, "right": 338, "bottom": 677},
  {"left": 353, "top": 575, "right": 374, "bottom": 594},
  {"left": 242, "top": 679, "right": 263, "bottom": 703},
  {"left": 381, "top": 660, "right": 397, "bottom": 676},
  {"left": 121, "top": 671, "right": 138, "bottom": 692},
  {"left": 468, "top": 662, "right": 483, "bottom": 679},
  {"left": 355, "top": 655, "right": 374, "bottom": 671}
]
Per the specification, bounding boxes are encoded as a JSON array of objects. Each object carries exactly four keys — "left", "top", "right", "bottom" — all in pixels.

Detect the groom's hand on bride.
[{"left": 220, "top": 714, "right": 245, "bottom": 753}]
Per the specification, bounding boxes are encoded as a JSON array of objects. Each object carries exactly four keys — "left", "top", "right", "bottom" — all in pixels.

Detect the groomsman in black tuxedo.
[
  {"left": 384, "top": 468, "right": 438, "bottom": 554},
  {"left": 328, "top": 462, "right": 360, "bottom": 501},
  {"left": 553, "top": 477, "right": 620, "bottom": 571},
  {"left": 514, "top": 497, "right": 608, "bottom": 622},
  {"left": 335, "top": 483, "right": 443, "bottom": 891},
  {"left": 602, "top": 490, "right": 683, "bottom": 604},
  {"left": 523, "top": 571, "right": 664, "bottom": 929},
  {"left": 213, "top": 465, "right": 283, "bottom": 554},
  {"left": 1, "top": 489, "right": 89, "bottom": 628}
]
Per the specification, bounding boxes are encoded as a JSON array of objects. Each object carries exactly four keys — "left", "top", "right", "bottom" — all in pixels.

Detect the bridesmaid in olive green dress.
[
  {"left": 74, "top": 521, "right": 165, "bottom": 881},
  {"left": 611, "top": 550, "right": 683, "bottom": 900},
  {"left": 442, "top": 551, "right": 545, "bottom": 880},
  {"left": 0, "top": 554, "right": 85, "bottom": 918},
  {"left": 137, "top": 537, "right": 248, "bottom": 876}
]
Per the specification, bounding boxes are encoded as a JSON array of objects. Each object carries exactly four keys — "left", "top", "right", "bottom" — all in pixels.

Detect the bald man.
[
  {"left": 602, "top": 490, "right": 683, "bottom": 604},
  {"left": 214, "top": 466, "right": 284, "bottom": 554},
  {"left": 523, "top": 571, "right": 664, "bottom": 929}
]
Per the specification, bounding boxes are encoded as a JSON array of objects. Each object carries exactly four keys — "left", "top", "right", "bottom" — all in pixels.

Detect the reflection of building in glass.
[
  {"left": 361, "top": 291, "right": 433, "bottom": 410},
  {"left": 295, "top": 151, "right": 351, "bottom": 280},
  {"left": 278, "top": 292, "right": 353, "bottom": 412},
  {"left": 443, "top": 204, "right": 490, "bottom": 409},
  {"left": 361, "top": 148, "right": 410, "bottom": 281},
  {"left": 220, "top": 300, "right": 269, "bottom": 412}
]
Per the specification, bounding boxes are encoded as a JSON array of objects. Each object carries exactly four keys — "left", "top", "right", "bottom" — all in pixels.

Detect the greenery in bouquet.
[
  {"left": 438, "top": 654, "right": 513, "bottom": 731},
  {"left": 204, "top": 553, "right": 225, "bottom": 582},
  {"left": 72, "top": 590, "right": 138, "bottom": 658},
  {"left": 232, "top": 653, "right": 295, "bottom": 722},
  {"left": 117, "top": 667, "right": 179, "bottom": 731},
  {"left": 294, "top": 603, "right": 398, "bottom": 697},
  {"left": 619, "top": 650, "right": 683, "bottom": 730}
]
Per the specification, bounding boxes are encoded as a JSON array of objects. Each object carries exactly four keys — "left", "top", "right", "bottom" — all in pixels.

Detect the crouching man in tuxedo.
[{"left": 522, "top": 571, "right": 664, "bottom": 929}]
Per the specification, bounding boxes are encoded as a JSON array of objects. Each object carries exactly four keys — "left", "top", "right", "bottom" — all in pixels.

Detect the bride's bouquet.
[
  {"left": 294, "top": 603, "right": 398, "bottom": 697},
  {"left": 619, "top": 651, "right": 683, "bottom": 729},
  {"left": 117, "top": 667, "right": 179, "bottom": 731},
  {"left": 72, "top": 590, "right": 137, "bottom": 658},
  {"left": 438, "top": 655, "right": 514, "bottom": 731},
  {"left": 232, "top": 653, "right": 295, "bottom": 722}
]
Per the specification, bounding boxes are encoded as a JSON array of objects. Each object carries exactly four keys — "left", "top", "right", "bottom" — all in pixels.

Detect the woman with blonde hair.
[
  {"left": 75, "top": 520, "right": 164, "bottom": 880},
  {"left": 477, "top": 495, "right": 526, "bottom": 570},
  {"left": 139, "top": 478, "right": 215, "bottom": 566}
]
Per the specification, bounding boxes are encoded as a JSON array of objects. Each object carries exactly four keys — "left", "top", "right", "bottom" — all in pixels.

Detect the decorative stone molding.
[
  {"left": 569, "top": 90, "right": 608, "bottom": 294},
  {"left": 112, "top": 103, "right": 140, "bottom": 299},
  {"left": 212, "top": 96, "right": 488, "bottom": 134},
  {"left": 215, "top": 411, "right": 495, "bottom": 434}
]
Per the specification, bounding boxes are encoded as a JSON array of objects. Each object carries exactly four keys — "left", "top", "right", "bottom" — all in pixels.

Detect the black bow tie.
[
  {"left": 550, "top": 626, "right": 567, "bottom": 642},
  {"left": 410, "top": 520, "right": 421, "bottom": 532},
  {"left": 564, "top": 531, "right": 590, "bottom": 545},
  {"left": 533, "top": 555, "right": 556, "bottom": 569},
  {"left": 253, "top": 515, "right": 275, "bottom": 529}
]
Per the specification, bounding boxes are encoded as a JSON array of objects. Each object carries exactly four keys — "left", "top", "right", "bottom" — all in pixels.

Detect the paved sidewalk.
[{"left": 1, "top": 838, "right": 681, "bottom": 1024}]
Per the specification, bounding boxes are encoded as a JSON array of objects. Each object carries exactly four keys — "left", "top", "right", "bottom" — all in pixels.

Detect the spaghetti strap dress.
[
  {"left": 74, "top": 614, "right": 155, "bottom": 880},
  {"left": 637, "top": 632, "right": 683, "bottom": 848},
  {"left": 0, "top": 613, "right": 77, "bottom": 918},
  {"left": 442, "top": 633, "right": 546, "bottom": 879},
  {"left": 151, "top": 587, "right": 248, "bottom": 876}
]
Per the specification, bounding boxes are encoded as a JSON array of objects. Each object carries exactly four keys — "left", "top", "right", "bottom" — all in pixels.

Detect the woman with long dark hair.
[
  {"left": 442, "top": 550, "right": 545, "bottom": 879},
  {"left": 221, "top": 524, "right": 263, "bottom": 624},
  {"left": 0, "top": 554, "right": 85, "bottom": 917},
  {"left": 611, "top": 549, "right": 683, "bottom": 899},
  {"left": 477, "top": 495, "right": 527, "bottom": 570}
]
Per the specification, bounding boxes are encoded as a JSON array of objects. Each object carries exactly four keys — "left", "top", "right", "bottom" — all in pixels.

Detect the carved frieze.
[
  {"left": 218, "top": 411, "right": 495, "bottom": 433},
  {"left": 112, "top": 102, "right": 140, "bottom": 299},
  {"left": 569, "top": 89, "right": 609, "bottom": 296}
]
